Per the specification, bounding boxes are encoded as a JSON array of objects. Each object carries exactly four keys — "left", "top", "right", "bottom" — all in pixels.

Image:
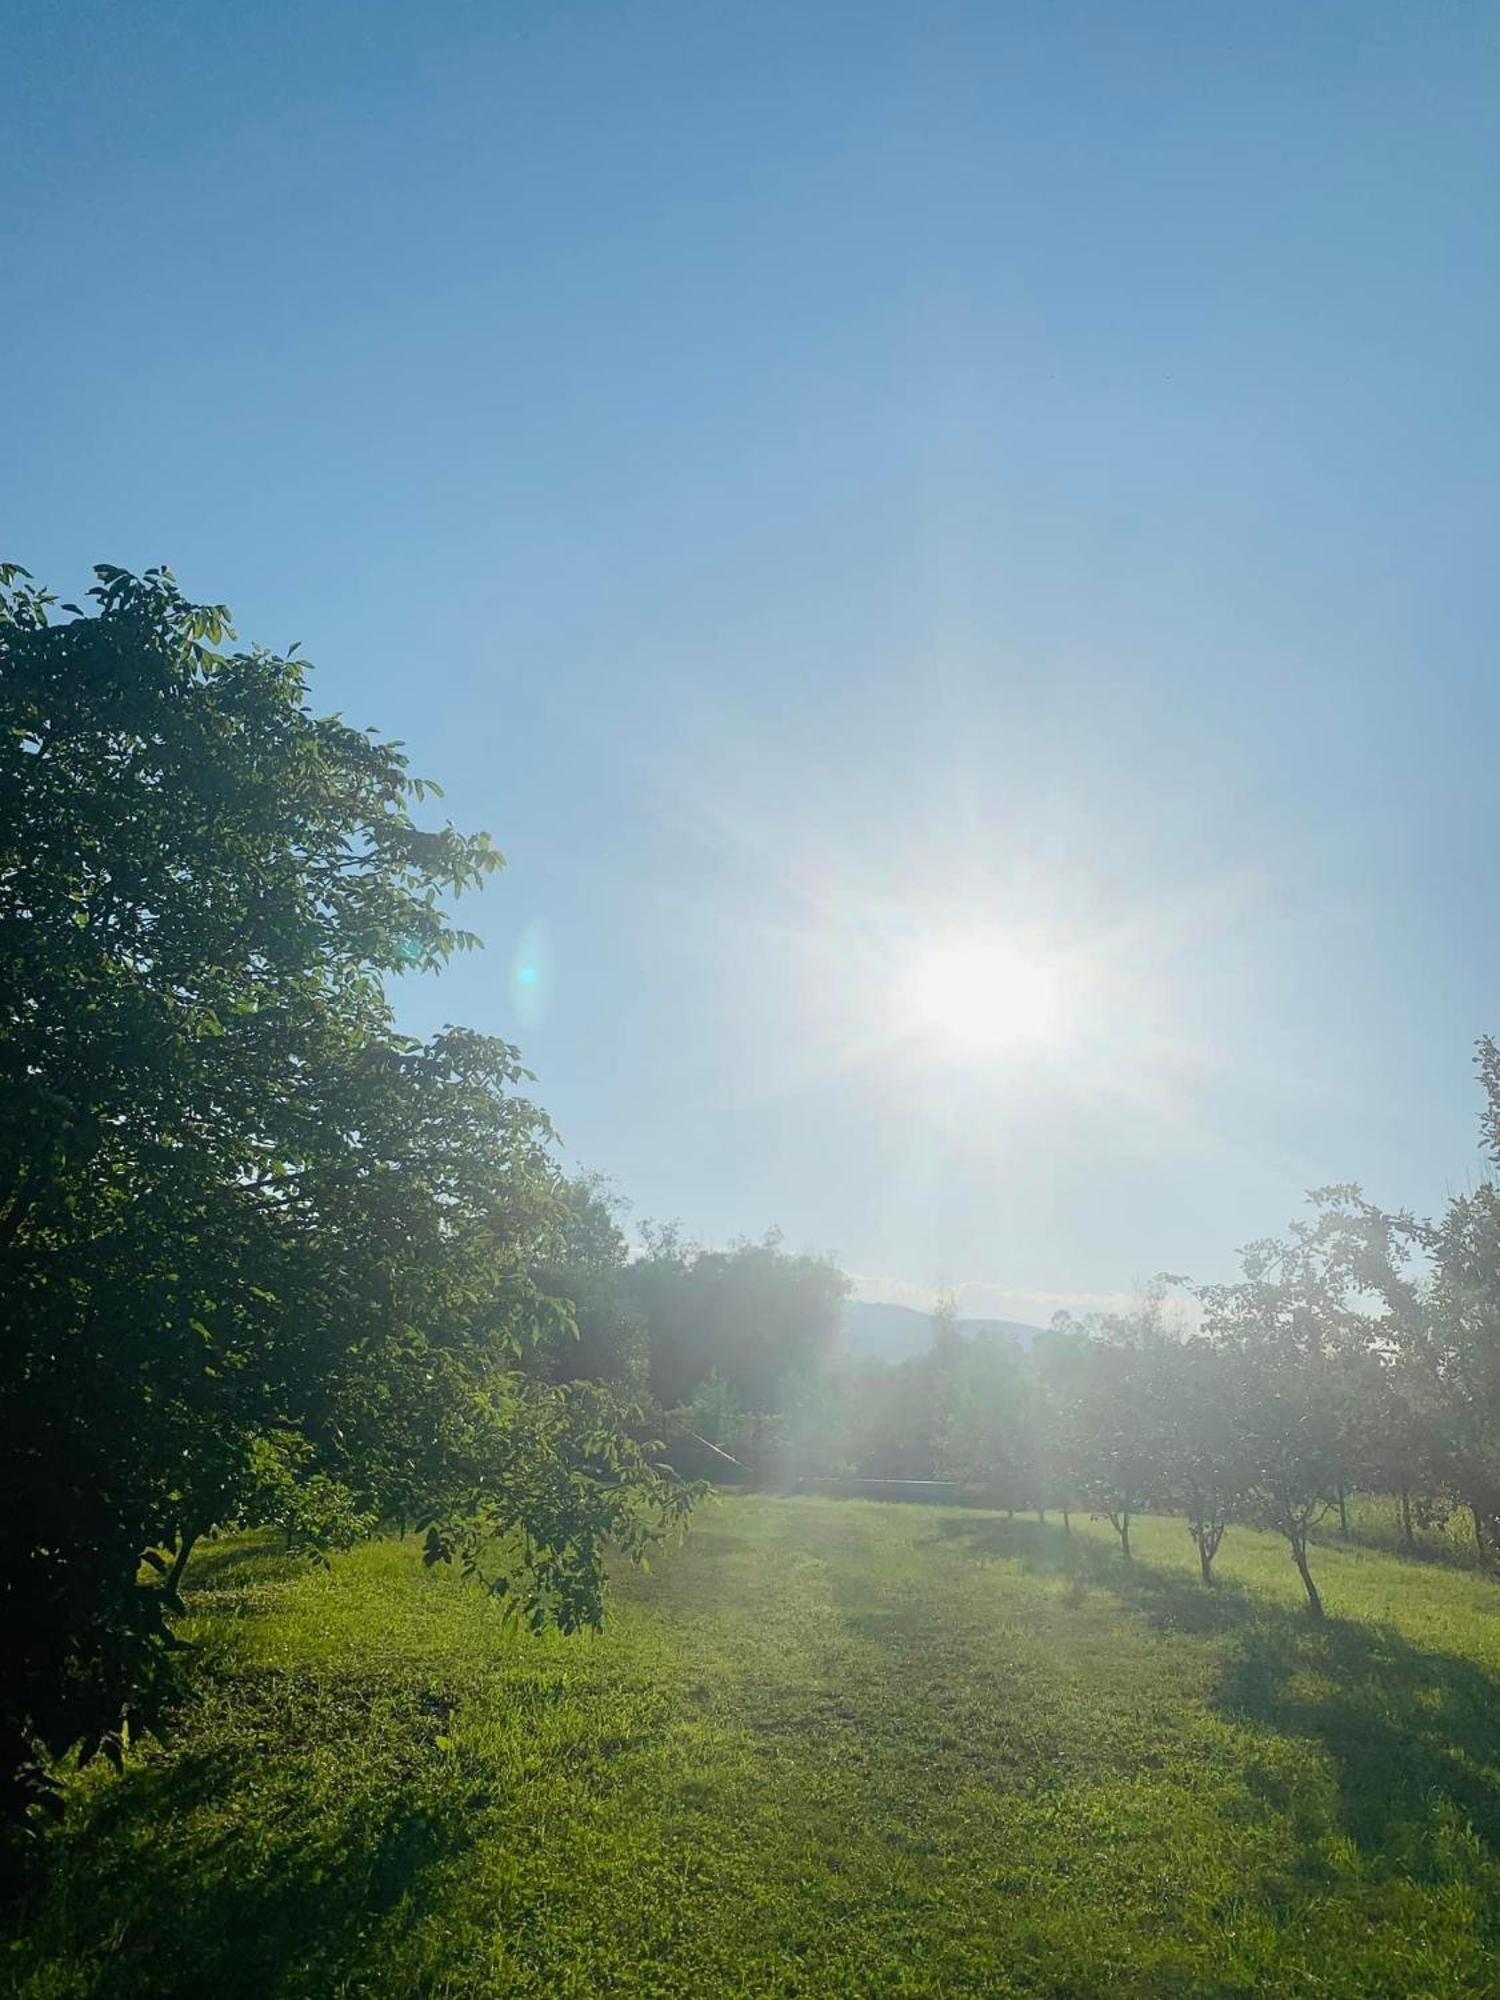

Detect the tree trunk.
[
  {"left": 1399, "top": 1487, "right": 1415, "bottom": 1552},
  {"left": 1118, "top": 1512, "right": 1132, "bottom": 1561},
  {"left": 1336, "top": 1485, "right": 1349, "bottom": 1538},
  {"left": 1290, "top": 1535, "right": 1324, "bottom": 1619},
  {"left": 1062, "top": 1508, "right": 1071, "bottom": 1537},
  {"left": 166, "top": 1532, "right": 197, "bottom": 1601},
  {"left": 1198, "top": 1537, "right": 1215, "bottom": 1586}
]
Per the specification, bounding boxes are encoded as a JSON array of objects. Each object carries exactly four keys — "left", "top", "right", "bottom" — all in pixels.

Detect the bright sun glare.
[{"left": 896, "top": 934, "right": 1064, "bottom": 1058}]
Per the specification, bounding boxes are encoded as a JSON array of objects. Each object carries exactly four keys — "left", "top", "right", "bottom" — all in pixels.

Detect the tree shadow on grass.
[
  {"left": 933, "top": 1514, "right": 1253, "bottom": 1635},
  {"left": 1306, "top": 1510, "right": 1487, "bottom": 1578},
  {"left": 932, "top": 1513, "right": 1500, "bottom": 1882},
  {"left": 182, "top": 1531, "right": 307, "bottom": 1589},
  {"left": 7, "top": 1641, "right": 483, "bottom": 1997}
]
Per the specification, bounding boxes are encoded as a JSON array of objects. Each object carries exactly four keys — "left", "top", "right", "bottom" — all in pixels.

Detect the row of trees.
[
  {"left": 687, "top": 1149, "right": 1500, "bottom": 1624},
  {"left": 521, "top": 1071, "right": 1500, "bottom": 1633}
]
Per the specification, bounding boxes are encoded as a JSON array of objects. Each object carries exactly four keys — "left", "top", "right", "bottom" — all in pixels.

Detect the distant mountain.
[{"left": 840, "top": 1299, "right": 1045, "bottom": 1365}]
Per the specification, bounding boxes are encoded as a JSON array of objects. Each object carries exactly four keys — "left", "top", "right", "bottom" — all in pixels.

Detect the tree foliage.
[{"left": 625, "top": 1227, "right": 848, "bottom": 1412}]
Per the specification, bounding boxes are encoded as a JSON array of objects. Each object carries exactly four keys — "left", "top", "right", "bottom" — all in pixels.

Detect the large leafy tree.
[{"left": 0, "top": 564, "right": 692, "bottom": 1825}]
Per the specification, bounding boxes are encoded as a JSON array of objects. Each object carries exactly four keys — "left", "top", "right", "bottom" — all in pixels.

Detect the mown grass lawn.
[{"left": 10, "top": 1495, "right": 1500, "bottom": 1998}]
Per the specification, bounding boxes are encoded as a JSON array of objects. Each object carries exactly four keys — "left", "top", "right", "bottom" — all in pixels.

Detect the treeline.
[
  {"left": 533, "top": 1062, "right": 1500, "bottom": 1629},
  {"left": 650, "top": 1134, "right": 1500, "bottom": 1622},
  {"left": 530, "top": 1202, "right": 846, "bottom": 1414},
  {"left": 466, "top": 1023, "right": 1500, "bottom": 1635}
]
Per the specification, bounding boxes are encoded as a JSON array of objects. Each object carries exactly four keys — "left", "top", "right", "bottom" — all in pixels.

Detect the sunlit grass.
[{"left": 11, "top": 1496, "right": 1500, "bottom": 1996}]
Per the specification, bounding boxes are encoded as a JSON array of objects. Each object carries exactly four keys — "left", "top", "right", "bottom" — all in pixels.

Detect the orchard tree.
[
  {"left": 1159, "top": 1337, "right": 1246, "bottom": 1584},
  {"left": 1423, "top": 1181, "right": 1500, "bottom": 1558},
  {"left": 1030, "top": 1321, "right": 1093, "bottom": 1532},
  {"left": 1061, "top": 1288, "right": 1181, "bottom": 1560},
  {"left": 1283, "top": 1184, "right": 1448, "bottom": 1548},
  {"left": 1398, "top": 1037, "right": 1500, "bottom": 1560},
  {"left": 1073, "top": 1337, "right": 1163, "bottom": 1561},
  {"left": 0, "top": 564, "right": 694, "bottom": 1827},
  {"left": 1232, "top": 1349, "right": 1344, "bottom": 1618},
  {"left": 1194, "top": 1208, "right": 1376, "bottom": 1617},
  {"left": 1364, "top": 1347, "right": 1447, "bottom": 1553}
]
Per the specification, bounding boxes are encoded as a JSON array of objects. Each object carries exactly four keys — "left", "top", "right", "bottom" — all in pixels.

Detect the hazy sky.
[{"left": 8, "top": 1, "right": 1500, "bottom": 1320}]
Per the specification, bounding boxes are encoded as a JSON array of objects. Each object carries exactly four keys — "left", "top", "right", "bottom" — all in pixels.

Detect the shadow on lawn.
[
  {"left": 935, "top": 1513, "right": 1500, "bottom": 1874},
  {"left": 27, "top": 1740, "right": 469, "bottom": 2000},
  {"left": 180, "top": 1531, "right": 310, "bottom": 1594},
  {"left": 6, "top": 1541, "right": 479, "bottom": 1999}
]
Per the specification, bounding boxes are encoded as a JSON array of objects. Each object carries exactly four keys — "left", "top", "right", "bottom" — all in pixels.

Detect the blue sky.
[{"left": 7, "top": 0, "right": 1500, "bottom": 1320}]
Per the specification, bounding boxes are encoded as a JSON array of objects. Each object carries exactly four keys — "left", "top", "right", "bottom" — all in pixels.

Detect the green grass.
[{"left": 10, "top": 1498, "right": 1500, "bottom": 1997}]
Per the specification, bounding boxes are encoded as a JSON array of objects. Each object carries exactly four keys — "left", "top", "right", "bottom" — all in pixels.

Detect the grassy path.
[{"left": 11, "top": 1497, "right": 1500, "bottom": 1996}]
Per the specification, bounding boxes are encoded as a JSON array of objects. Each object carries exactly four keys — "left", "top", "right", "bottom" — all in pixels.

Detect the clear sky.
[{"left": 7, "top": 1, "right": 1500, "bottom": 1321}]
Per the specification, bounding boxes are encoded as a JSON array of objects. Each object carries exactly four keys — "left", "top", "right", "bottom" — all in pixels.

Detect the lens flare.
[{"left": 510, "top": 921, "right": 554, "bottom": 1030}]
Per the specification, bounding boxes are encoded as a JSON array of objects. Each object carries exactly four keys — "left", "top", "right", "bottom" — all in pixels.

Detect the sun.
[{"left": 896, "top": 932, "right": 1064, "bottom": 1058}]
